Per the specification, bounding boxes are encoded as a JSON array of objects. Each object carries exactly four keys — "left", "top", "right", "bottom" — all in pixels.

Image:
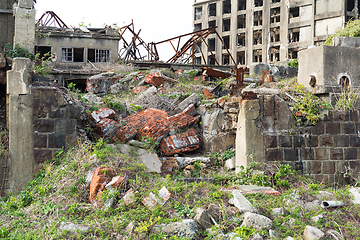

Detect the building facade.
[{"left": 193, "top": 0, "right": 359, "bottom": 66}]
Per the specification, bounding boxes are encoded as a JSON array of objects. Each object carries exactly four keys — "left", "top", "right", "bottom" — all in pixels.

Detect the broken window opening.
[
  {"left": 194, "top": 23, "right": 202, "bottom": 32},
  {"left": 194, "top": 42, "right": 202, "bottom": 54},
  {"left": 254, "top": 11, "right": 263, "bottom": 26},
  {"left": 195, "top": 57, "right": 202, "bottom": 65},
  {"left": 237, "top": 33, "right": 246, "bottom": 46},
  {"left": 35, "top": 46, "right": 52, "bottom": 60},
  {"left": 87, "top": 49, "right": 110, "bottom": 63},
  {"left": 339, "top": 76, "right": 350, "bottom": 88},
  {"left": 208, "top": 38, "right": 216, "bottom": 51},
  {"left": 270, "top": 7, "right": 281, "bottom": 23},
  {"left": 223, "top": 54, "right": 230, "bottom": 65},
  {"left": 208, "top": 3, "right": 217, "bottom": 16},
  {"left": 272, "top": 0, "right": 281, "bottom": 3},
  {"left": 270, "top": 46, "right": 280, "bottom": 63},
  {"left": 237, "top": 51, "right": 246, "bottom": 65},
  {"left": 253, "top": 30, "right": 262, "bottom": 45},
  {"left": 253, "top": 49, "right": 262, "bottom": 62},
  {"left": 61, "top": 48, "right": 84, "bottom": 62},
  {"left": 238, "top": 0, "right": 246, "bottom": 11},
  {"left": 289, "top": 28, "right": 300, "bottom": 43},
  {"left": 347, "top": 0, "right": 356, "bottom": 11},
  {"left": 237, "top": 14, "right": 246, "bottom": 28},
  {"left": 208, "top": 20, "right": 216, "bottom": 29},
  {"left": 271, "top": 27, "right": 280, "bottom": 43},
  {"left": 208, "top": 55, "right": 216, "bottom": 65},
  {"left": 222, "top": 36, "right": 230, "bottom": 49},
  {"left": 288, "top": 49, "right": 298, "bottom": 59},
  {"left": 254, "top": 0, "right": 263, "bottom": 7},
  {"left": 223, "top": 19, "right": 231, "bottom": 32},
  {"left": 195, "top": 7, "right": 202, "bottom": 20},
  {"left": 289, "top": 7, "right": 299, "bottom": 18},
  {"left": 223, "top": 0, "right": 231, "bottom": 14}
]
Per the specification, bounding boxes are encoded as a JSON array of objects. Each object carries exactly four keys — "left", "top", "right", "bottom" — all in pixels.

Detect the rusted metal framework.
[
  {"left": 149, "top": 27, "right": 237, "bottom": 67},
  {"left": 118, "top": 21, "right": 157, "bottom": 61},
  {"left": 36, "top": 11, "right": 68, "bottom": 28}
]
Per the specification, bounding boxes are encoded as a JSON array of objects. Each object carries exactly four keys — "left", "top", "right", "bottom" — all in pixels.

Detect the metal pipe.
[{"left": 321, "top": 201, "right": 344, "bottom": 208}]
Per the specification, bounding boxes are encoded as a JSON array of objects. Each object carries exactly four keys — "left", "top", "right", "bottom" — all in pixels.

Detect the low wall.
[{"left": 236, "top": 95, "right": 360, "bottom": 182}]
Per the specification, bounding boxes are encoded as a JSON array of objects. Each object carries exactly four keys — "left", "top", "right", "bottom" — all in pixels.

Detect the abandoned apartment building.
[{"left": 193, "top": 0, "right": 359, "bottom": 66}]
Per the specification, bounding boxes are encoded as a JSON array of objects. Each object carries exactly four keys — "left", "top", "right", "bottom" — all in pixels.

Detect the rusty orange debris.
[
  {"left": 159, "top": 128, "right": 200, "bottom": 156},
  {"left": 203, "top": 89, "right": 214, "bottom": 99},
  {"left": 89, "top": 108, "right": 116, "bottom": 127},
  {"left": 133, "top": 86, "right": 147, "bottom": 94}
]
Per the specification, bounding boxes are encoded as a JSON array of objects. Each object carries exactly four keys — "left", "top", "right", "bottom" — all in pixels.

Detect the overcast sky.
[{"left": 35, "top": 0, "right": 194, "bottom": 61}]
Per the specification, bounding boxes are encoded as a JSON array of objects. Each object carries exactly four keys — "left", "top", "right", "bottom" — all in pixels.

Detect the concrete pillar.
[
  {"left": 7, "top": 58, "right": 34, "bottom": 193},
  {"left": 235, "top": 99, "right": 264, "bottom": 172},
  {"left": 13, "top": 0, "right": 35, "bottom": 53}
]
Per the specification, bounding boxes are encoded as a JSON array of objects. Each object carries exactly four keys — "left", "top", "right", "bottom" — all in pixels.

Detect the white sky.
[{"left": 35, "top": 0, "right": 195, "bottom": 61}]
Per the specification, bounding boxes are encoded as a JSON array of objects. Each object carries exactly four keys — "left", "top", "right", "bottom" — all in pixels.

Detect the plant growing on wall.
[
  {"left": 325, "top": 19, "right": 360, "bottom": 45},
  {"left": 2, "top": 43, "right": 35, "bottom": 59}
]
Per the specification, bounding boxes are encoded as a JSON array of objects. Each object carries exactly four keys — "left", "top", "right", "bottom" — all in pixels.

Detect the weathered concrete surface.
[
  {"left": 333, "top": 37, "right": 360, "bottom": 48},
  {"left": 0, "top": 0, "right": 16, "bottom": 49},
  {"left": 235, "top": 100, "right": 264, "bottom": 171},
  {"left": 298, "top": 45, "right": 360, "bottom": 94},
  {"left": 303, "top": 225, "right": 324, "bottom": 240},
  {"left": 250, "top": 63, "right": 298, "bottom": 80},
  {"left": 241, "top": 212, "right": 272, "bottom": 231},
  {"left": 7, "top": 58, "right": 34, "bottom": 194},
  {"left": 231, "top": 190, "right": 255, "bottom": 213},
  {"left": 13, "top": 0, "right": 35, "bottom": 53},
  {"left": 153, "top": 219, "right": 198, "bottom": 239}
]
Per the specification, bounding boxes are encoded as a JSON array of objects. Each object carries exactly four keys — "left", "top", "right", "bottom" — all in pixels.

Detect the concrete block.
[
  {"left": 349, "top": 187, "right": 360, "bottom": 204},
  {"left": 303, "top": 226, "right": 324, "bottom": 240},
  {"left": 153, "top": 219, "right": 198, "bottom": 239},
  {"left": 13, "top": 7, "right": 35, "bottom": 53},
  {"left": 194, "top": 208, "right": 213, "bottom": 229},
  {"left": 231, "top": 190, "right": 255, "bottom": 213},
  {"left": 241, "top": 212, "right": 272, "bottom": 231},
  {"left": 123, "top": 189, "right": 136, "bottom": 205},
  {"left": 17, "top": 0, "right": 34, "bottom": 9},
  {"left": 59, "top": 222, "right": 90, "bottom": 235},
  {"left": 225, "top": 157, "right": 235, "bottom": 170},
  {"left": 333, "top": 37, "right": 360, "bottom": 48},
  {"left": 173, "top": 93, "right": 200, "bottom": 115},
  {"left": 238, "top": 185, "right": 280, "bottom": 196},
  {"left": 7, "top": 58, "right": 32, "bottom": 95},
  {"left": 137, "top": 149, "right": 162, "bottom": 173}
]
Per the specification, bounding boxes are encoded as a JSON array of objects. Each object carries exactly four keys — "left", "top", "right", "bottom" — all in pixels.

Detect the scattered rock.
[
  {"left": 269, "top": 229, "right": 279, "bottom": 239},
  {"left": 142, "top": 186, "right": 171, "bottom": 209},
  {"left": 123, "top": 189, "right": 136, "bottom": 206},
  {"left": 137, "top": 149, "right": 162, "bottom": 173},
  {"left": 315, "top": 191, "right": 334, "bottom": 201},
  {"left": 194, "top": 208, "right": 213, "bottom": 229},
  {"left": 272, "top": 207, "right": 286, "bottom": 218},
  {"left": 251, "top": 233, "right": 263, "bottom": 240},
  {"left": 231, "top": 190, "right": 256, "bottom": 213},
  {"left": 288, "top": 218, "right": 296, "bottom": 227},
  {"left": 225, "top": 157, "right": 235, "bottom": 170},
  {"left": 59, "top": 222, "right": 90, "bottom": 235},
  {"left": 242, "top": 88, "right": 280, "bottom": 95},
  {"left": 85, "top": 168, "right": 96, "bottom": 187},
  {"left": 173, "top": 93, "right": 201, "bottom": 115},
  {"left": 303, "top": 226, "right": 325, "bottom": 240},
  {"left": 310, "top": 214, "right": 324, "bottom": 223},
  {"left": 238, "top": 185, "right": 281, "bottom": 197},
  {"left": 125, "top": 221, "right": 135, "bottom": 234},
  {"left": 349, "top": 187, "right": 360, "bottom": 204},
  {"left": 153, "top": 219, "right": 198, "bottom": 239},
  {"left": 305, "top": 200, "right": 321, "bottom": 211},
  {"left": 241, "top": 212, "right": 272, "bottom": 231}
]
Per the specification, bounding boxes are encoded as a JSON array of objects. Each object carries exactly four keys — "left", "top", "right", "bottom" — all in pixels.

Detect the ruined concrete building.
[
  {"left": 35, "top": 26, "right": 120, "bottom": 69},
  {"left": 193, "top": 0, "right": 359, "bottom": 66}
]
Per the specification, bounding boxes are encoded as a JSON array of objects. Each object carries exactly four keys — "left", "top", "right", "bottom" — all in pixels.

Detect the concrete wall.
[
  {"left": 315, "top": 0, "right": 343, "bottom": 15},
  {"left": 236, "top": 95, "right": 360, "bottom": 182},
  {"left": 0, "top": 0, "right": 16, "bottom": 49},
  {"left": 35, "top": 32, "right": 119, "bottom": 69},
  {"left": 315, "top": 17, "right": 343, "bottom": 37}
]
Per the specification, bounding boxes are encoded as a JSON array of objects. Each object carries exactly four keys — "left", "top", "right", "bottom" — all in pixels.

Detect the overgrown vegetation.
[{"left": 325, "top": 19, "right": 360, "bottom": 45}]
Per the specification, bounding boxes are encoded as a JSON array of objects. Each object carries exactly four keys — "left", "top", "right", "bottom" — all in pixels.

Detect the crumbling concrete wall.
[
  {"left": 0, "top": 0, "right": 16, "bottom": 49},
  {"left": 236, "top": 94, "right": 360, "bottom": 182},
  {"left": 13, "top": 0, "right": 35, "bottom": 53}
]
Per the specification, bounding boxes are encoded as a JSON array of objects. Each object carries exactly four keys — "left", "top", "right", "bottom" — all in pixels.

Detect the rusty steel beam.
[
  {"left": 36, "top": 11, "right": 68, "bottom": 28},
  {"left": 262, "top": 70, "right": 273, "bottom": 84},
  {"left": 202, "top": 67, "right": 232, "bottom": 79}
]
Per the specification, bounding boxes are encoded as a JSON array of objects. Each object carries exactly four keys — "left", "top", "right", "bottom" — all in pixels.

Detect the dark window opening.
[
  {"left": 339, "top": 76, "right": 350, "bottom": 88},
  {"left": 238, "top": 14, "right": 246, "bottom": 28},
  {"left": 254, "top": 11, "right": 262, "bottom": 26},
  {"left": 194, "top": 42, "right": 202, "bottom": 54},
  {"left": 270, "top": 46, "right": 280, "bottom": 63},
  {"left": 74, "top": 48, "right": 84, "bottom": 62},
  {"left": 195, "top": 7, "right": 202, "bottom": 20},
  {"left": 35, "top": 46, "right": 52, "bottom": 59},
  {"left": 270, "top": 7, "right": 281, "bottom": 23},
  {"left": 223, "top": 0, "right": 231, "bottom": 14},
  {"left": 238, "top": 0, "right": 246, "bottom": 10},
  {"left": 61, "top": 48, "right": 84, "bottom": 62},
  {"left": 288, "top": 49, "right": 298, "bottom": 59},
  {"left": 254, "top": 0, "right": 263, "bottom": 7},
  {"left": 88, "top": 49, "right": 110, "bottom": 63},
  {"left": 237, "top": 51, "right": 246, "bottom": 65},
  {"left": 289, "top": 7, "right": 299, "bottom": 18},
  {"left": 254, "top": 50, "right": 262, "bottom": 62},
  {"left": 253, "top": 30, "right": 262, "bottom": 45},
  {"left": 222, "top": 36, "right": 230, "bottom": 49},
  {"left": 208, "top": 3, "right": 216, "bottom": 16},
  {"left": 194, "top": 23, "right": 202, "bottom": 32},
  {"left": 208, "top": 38, "right": 216, "bottom": 51},
  {"left": 271, "top": 27, "right": 280, "bottom": 42},
  {"left": 209, "top": 20, "right": 216, "bottom": 29},
  {"left": 237, "top": 33, "right": 246, "bottom": 46},
  {"left": 223, "top": 54, "right": 230, "bottom": 65},
  {"left": 195, "top": 57, "right": 202, "bottom": 65},
  {"left": 208, "top": 55, "right": 216, "bottom": 65},
  {"left": 272, "top": 0, "right": 281, "bottom": 3},
  {"left": 289, "top": 29, "right": 300, "bottom": 43},
  {"left": 223, "top": 19, "right": 231, "bottom": 32},
  {"left": 347, "top": 0, "right": 355, "bottom": 11}
]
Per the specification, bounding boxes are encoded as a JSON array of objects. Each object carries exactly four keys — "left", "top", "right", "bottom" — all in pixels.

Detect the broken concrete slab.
[
  {"left": 241, "top": 212, "right": 272, "bottom": 231},
  {"left": 225, "top": 157, "right": 235, "bottom": 170},
  {"left": 303, "top": 226, "right": 325, "bottom": 240},
  {"left": 250, "top": 63, "right": 298, "bottom": 80},
  {"left": 194, "top": 208, "right": 213, "bottom": 229},
  {"left": 123, "top": 188, "right": 136, "bottom": 206},
  {"left": 86, "top": 73, "right": 121, "bottom": 94},
  {"left": 242, "top": 88, "right": 280, "bottom": 95},
  {"left": 85, "top": 168, "right": 96, "bottom": 187},
  {"left": 173, "top": 93, "right": 200, "bottom": 115},
  {"left": 89, "top": 108, "right": 116, "bottom": 127},
  {"left": 59, "top": 222, "right": 91, "bottom": 235},
  {"left": 137, "top": 149, "right": 162, "bottom": 173},
  {"left": 349, "top": 187, "right": 360, "bottom": 204},
  {"left": 142, "top": 186, "right": 171, "bottom": 209},
  {"left": 231, "top": 190, "right": 255, "bottom": 213},
  {"left": 153, "top": 219, "right": 198, "bottom": 239},
  {"left": 238, "top": 185, "right": 280, "bottom": 196}
]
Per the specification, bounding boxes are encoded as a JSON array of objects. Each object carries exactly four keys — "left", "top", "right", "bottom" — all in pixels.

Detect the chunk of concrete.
[
  {"left": 59, "top": 222, "right": 90, "bottom": 235},
  {"left": 173, "top": 93, "right": 201, "bottom": 114},
  {"left": 242, "top": 88, "right": 280, "bottom": 95},
  {"left": 153, "top": 219, "right": 198, "bottom": 239},
  {"left": 272, "top": 207, "right": 286, "bottom": 218},
  {"left": 85, "top": 168, "right": 96, "bottom": 187},
  {"left": 225, "top": 157, "right": 235, "bottom": 170},
  {"left": 238, "top": 185, "right": 280, "bottom": 196},
  {"left": 250, "top": 62, "right": 298, "bottom": 79},
  {"left": 231, "top": 190, "right": 255, "bottom": 213},
  {"left": 241, "top": 212, "right": 272, "bottom": 231},
  {"left": 349, "top": 187, "right": 360, "bottom": 204},
  {"left": 194, "top": 208, "right": 213, "bottom": 229},
  {"left": 137, "top": 149, "right": 162, "bottom": 173},
  {"left": 123, "top": 189, "right": 136, "bottom": 205},
  {"left": 303, "top": 226, "right": 325, "bottom": 240}
]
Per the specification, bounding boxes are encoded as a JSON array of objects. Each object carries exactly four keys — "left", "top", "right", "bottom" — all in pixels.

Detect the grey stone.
[
  {"left": 310, "top": 214, "right": 324, "bottom": 222},
  {"left": 231, "top": 190, "right": 255, "bottom": 213},
  {"left": 153, "top": 219, "right": 198, "bottom": 239},
  {"left": 18, "top": 0, "right": 34, "bottom": 9},
  {"left": 242, "top": 88, "right": 280, "bottom": 95},
  {"left": 269, "top": 230, "right": 279, "bottom": 239},
  {"left": 288, "top": 218, "right": 296, "bottom": 227},
  {"left": 85, "top": 168, "right": 96, "bottom": 187},
  {"left": 83, "top": 93, "right": 103, "bottom": 104},
  {"left": 303, "top": 226, "right": 325, "bottom": 240},
  {"left": 315, "top": 191, "right": 334, "bottom": 201},
  {"left": 333, "top": 37, "right": 360, "bottom": 48},
  {"left": 175, "top": 157, "right": 212, "bottom": 169},
  {"left": 223, "top": 232, "right": 242, "bottom": 240},
  {"left": 173, "top": 93, "right": 201, "bottom": 114},
  {"left": 271, "top": 208, "right": 286, "bottom": 218},
  {"left": 128, "top": 140, "right": 148, "bottom": 149},
  {"left": 125, "top": 221, "right": 135, "bottom": 234},
  {"left": 137, "top": 149, "right": 162, "bottom": 173},
  {"left": 194, "top": 208, "right": 213, "bottom": 229},
  {"left": 285, "top": 237, "right": 295, "bottom": 240},
  {"left": 102, "top": 189, "right": 116, "bottom": 210},
  {"left": 305, "top": 200, "right": 321, "bottom": 211},
  {"left": 241, "top": 212, "right": 272, "bottom": 231},
  {"left": 349, "top": 187, "right": 360, "bottom": 204},
  {"left": 251, "top": 233, "right": 263, "bottom": 240},
  {"left": 59, "top": 222, "right": 90, "bottom": 234},
  {"left": 225, "top": 157, "right": 235, "bottom": 170},
  {"left": 134, "top": 86, "right": 157, "bottom": 104}
]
